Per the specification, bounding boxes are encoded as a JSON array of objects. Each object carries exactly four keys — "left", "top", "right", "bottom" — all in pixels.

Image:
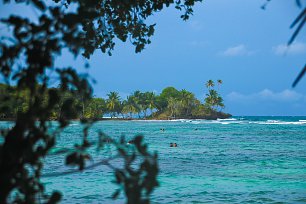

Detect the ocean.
[{"left": 1, "top": 116, "right": 306, "bottom": 203}]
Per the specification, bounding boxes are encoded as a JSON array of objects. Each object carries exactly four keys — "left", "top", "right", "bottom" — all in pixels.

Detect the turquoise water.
[{"left": 2, "top": 116, "right": 306, "bottom": 203}]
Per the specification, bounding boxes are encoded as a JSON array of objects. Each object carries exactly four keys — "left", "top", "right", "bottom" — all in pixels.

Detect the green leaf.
[
  {"left": 32, "top": 0, "right": 46, "bottom": 11},
  {"left": 112, "top": 189, "right": 121, "bottom": 199},
  {"left": 47, "top": 191, "right": 62, "bottom": 204}
]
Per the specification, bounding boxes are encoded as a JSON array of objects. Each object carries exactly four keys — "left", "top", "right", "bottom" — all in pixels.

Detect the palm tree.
[
  {"left": 204, "top": 89, "right": 224, "bottom": 111},
  {"left": 205, "top": 80, "right": 214, "bottom": 90},
  {"left": 106, "top": 91, "right": 120, "bottom": 117},
  {"left": 205, "top": 89, "right": 218, "bottom": 111},
  {"left": 85, "top": 98, "right": 106, "bottom": 118},
  {"left": 179, "top": 89, "right": 195, "bottom": 117},
  {"left": 216, "top": 96, "right": 224, "bottom": 111},
  {"left": 122, "top": 96, "right": 137, "bottom": 118},
  {"left": 145, "top": 92, "right": 156, "bottom": 117},
  {"left": 167, "top": 97, "right": 181, "bottom": 118},
  {"left": 132, "top": 90, "right": 143, "bottom": 118},
  {"left": 167, "top": 97, "right": 176, "bottom": 118}
]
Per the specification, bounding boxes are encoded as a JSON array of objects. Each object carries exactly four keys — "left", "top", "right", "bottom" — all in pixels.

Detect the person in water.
[
  {"left": 170, "top": 143, "right": 178, "bottom": 147},
  {"left": 128, "top": 139, "right": 135, "bottom": 144},
  {"left": 102, "top": 138, "right": 112, "bottom": 143}
]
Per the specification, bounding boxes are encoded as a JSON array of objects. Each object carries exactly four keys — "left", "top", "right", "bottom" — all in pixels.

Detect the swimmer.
[
  {"left": 170, "top": 143, "right": 173, "bottom": 147},
  {"left": 127, "top": 139, "right": 135, "bottom": 144},
  {"left": 102, "top": 138, "right": 112, "bottom": 143}
]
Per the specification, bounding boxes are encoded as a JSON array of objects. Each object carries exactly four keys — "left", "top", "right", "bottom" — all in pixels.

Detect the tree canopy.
[
  {"left": 0, "top": 82, "right": 230, "bottom": 120},
  {"left": 1, "top": 0, "right": 303, "bottom": 203},
  {"left": 0, "top": 0, "right": 202, "bottom": 203}
]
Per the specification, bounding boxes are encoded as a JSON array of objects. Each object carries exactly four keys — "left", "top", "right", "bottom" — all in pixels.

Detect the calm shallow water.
[{"left": 1, "top": 116, "right": 306, "bottom": 203}]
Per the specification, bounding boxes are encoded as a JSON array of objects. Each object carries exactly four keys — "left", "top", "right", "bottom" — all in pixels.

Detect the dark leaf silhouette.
[
  {"left": 0, "top": 0, "right": 202, "bottom": 203},
  {"left": 288, "top": 8, "right": 306, "bottom": 45},
  {"left": 292, "top": 64, "right": 306, "bottom": 87}
]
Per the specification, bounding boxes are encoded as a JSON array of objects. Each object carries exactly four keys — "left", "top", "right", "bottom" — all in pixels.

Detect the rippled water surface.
[{"left": 2, "top": 116, "right": 306, "bottom": 203}]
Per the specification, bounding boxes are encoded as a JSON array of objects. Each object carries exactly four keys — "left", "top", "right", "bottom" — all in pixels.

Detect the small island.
[{"left": 0, "top": 80, "right": 231, "bottom": 121}]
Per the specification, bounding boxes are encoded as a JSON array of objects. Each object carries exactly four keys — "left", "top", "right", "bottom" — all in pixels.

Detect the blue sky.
[{"left": 1, "top": 0, "right": 306, "bottom": 116}]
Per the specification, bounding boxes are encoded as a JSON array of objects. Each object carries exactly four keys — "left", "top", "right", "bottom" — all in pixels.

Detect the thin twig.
[{"left": 42, "top": 155, "right": 118, "bottom": 177}]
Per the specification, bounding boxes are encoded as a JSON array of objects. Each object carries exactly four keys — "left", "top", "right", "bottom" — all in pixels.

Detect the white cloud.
[
  {"left": 221, "top": 44, "right": 254, "bottom": 56},
  {"left": 273, "top": 42, "right": 306, "bottom": 55},
  {"left": 227, "top": 89, "right": 305, "bottom": 102}
]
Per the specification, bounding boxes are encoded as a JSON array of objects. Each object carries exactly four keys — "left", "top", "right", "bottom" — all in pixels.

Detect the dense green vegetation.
[
  {"left": 0, "top": 0, "right": 303, "bottom": 203},
  {"left": 1, "top": 0, "right": 204, "bottom": 202},
  {"left": 0, "top": 80, "right": 230, "bottom": 120},
  {"left": 0, "top": 83, "right": 105, "bottom": 120}
]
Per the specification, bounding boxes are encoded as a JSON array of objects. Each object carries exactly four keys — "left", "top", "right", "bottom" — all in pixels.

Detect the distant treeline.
[{"left": 0, "top": 80, "right": 231, "bottom": 120}]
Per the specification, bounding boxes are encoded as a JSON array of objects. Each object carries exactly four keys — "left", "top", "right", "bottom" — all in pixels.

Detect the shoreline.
[
  {"left": 0, "top": 112, "right": 232, "bottom": 122},
  {"left": 0, "top": 117, "right": 232, "bottom": 122}
]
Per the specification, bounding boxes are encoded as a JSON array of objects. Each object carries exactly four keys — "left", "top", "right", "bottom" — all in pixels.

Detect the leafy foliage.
[
  {"left": 111, "top": 135, "right": 159, "bottom": 204},
  {"left": 0, "top": 84, "right": 107, "bottom": 120},
  {"left": 204, "top": 80, "right": 224, "bottom": 112},
  {"left": 262, "top": 0, "right": 305, "bottom": 87},
  {"left": 0, "top": 83, "right": 230, "bottom": 120},
  {"left": 0, "top": 0, "right": 202, "bottom": 203}
]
